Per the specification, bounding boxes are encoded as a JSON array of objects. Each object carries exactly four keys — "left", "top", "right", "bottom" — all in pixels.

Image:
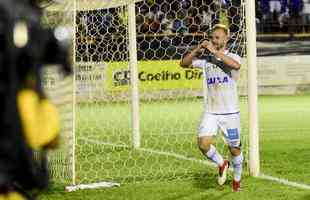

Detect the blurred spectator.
[
  {"left": 150, "top": 20, "right": 161, "bottom": 33},
  {"left": 135, "top": 0, "right": 310, "bottom": 36},
  {"left": 280, "top": 0, "right": 288, "bottom": 14},
  {"left": 228, "top": 0, "right": 242, "bottom": 33},
  {"left": 187, "top": 7, "right": 200, "bottom": 33},
  {"left": 200, "top": 5, "right": 214, "bottom": 32},
  {"left": 278, "top": 11, "right": 289, "bottom": 30},
  {"left": 278, "top": 0, "right": 289, "bottom": 29},
  {"left": 259, "top": 0, "right": 271, "bottom": 32},
  {"left": 270, "top": 0, "right": 281, "bottom": 20},
  {"left": 260, "top": 0, "right": 270, "bottom": 20},
  {"left": 136, "top": 14, "right": 144, "bottom": 29},
  {"left": 140, "top": 12, "right": 154, "bottom": 34},
  {"left": 139, "top": 2, "right": 150, "bottom": 14},
  {"left": 172, "top": 8, "right": 188, "bottom": 33},
  {"left": 268, "top": 0, "right": 282, "bottom": 32},
  {"left": 302, "top": 0, "right": 310, "bottom": 32},
  {"left": 288, "top": 0, "right": 303, "bottom": 33},
  {"left": 181, "top": 0, "right": 191, "bottom": 9},
  {"left": 221, "top": 0, "right": 230, "bottom": 9},
  {"left": 256, "top": 0, "right": 265, "bottom": 33},
  {"left": 161, "top": 12, "right": 175, "bottom": 34},
  {"left": 172, "top": 19, "right": 188, "bottom": 33},
  {"left": 160, "top": 1, "right": 170, "bottom": 13}
]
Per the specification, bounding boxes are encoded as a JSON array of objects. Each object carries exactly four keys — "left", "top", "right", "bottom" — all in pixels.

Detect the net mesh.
[{"left": 43, "top": 0, "right": 249, "bottom": 185}]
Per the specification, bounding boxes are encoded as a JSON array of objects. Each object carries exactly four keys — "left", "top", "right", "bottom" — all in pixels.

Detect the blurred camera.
[{"left": 0, "top": 0, "right": 71, "bottom": 89}]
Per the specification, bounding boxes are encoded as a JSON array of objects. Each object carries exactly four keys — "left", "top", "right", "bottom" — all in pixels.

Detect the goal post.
[
  {"left": 128, "top": 1, "right": 141, "bottom": 149},
  {"left": 42, "top": 0, "right": 262, "bottom": 189},
  {"left": 245, "top": 0, "right": 260, "bottom": 177}
]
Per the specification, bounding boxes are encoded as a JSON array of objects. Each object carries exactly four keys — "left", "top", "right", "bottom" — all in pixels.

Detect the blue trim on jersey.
[{"left": 208, "top": 112, "right": 240, "bottom": 115}]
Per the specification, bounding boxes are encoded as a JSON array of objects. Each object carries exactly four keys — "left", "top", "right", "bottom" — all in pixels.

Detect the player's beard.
[
  {"left": 218, "top": 41, "right": 225, "bottom": 50},
  {"left": 213, "top": 42, "right": 224, "bottom": 51},
  {"left": 212, "top": 41, "right": 225, "bottom": 51}
]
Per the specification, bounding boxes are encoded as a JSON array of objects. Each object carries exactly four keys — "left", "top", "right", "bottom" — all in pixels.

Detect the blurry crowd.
[
  {"left": 134, "top": 0, "right": 310, "bottom": 35},
  {"left": 136, "top": 0, "right": 242, "bottom": 35},
  {"left": 76, "top": 0, "right": 310, "bottom": 62},
  {"left": 256, "top": 0, "right": 310, "bottom": 33}
]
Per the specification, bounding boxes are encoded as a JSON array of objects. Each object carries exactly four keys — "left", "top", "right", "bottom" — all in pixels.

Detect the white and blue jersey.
[
  {"left": 192, "top": 50, "right": 241, "bottom": 114},
  {"left": 192, "top": 50, "right": 242, "bottom": 147}
]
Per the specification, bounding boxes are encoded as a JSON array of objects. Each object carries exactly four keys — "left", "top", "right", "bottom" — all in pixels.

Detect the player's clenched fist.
[{"left": 200, "top": 40, "right": 217, "bottom": 54}]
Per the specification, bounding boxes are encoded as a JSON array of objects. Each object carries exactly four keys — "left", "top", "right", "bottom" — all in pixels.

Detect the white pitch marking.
[
  {"left": 80, "top": 137, "right": 310, "bottom": 190},
  {"left": 259, "top": 174, "right": 310, "bottom": 190}
]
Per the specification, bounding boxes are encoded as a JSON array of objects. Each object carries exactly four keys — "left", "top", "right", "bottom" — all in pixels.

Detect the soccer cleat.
[
  {"left": 217, "top": 159, "right": 229, "bottom": 185},
  {"left": 232, "top": 179, "right": 241, "bottom": 192}
]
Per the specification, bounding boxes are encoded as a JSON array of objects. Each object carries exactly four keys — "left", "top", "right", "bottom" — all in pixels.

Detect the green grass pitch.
[{"left": 42, "top": 95, "right": 310, "bottom": 200}]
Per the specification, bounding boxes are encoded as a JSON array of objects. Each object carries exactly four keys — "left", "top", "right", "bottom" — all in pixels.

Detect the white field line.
[
  {"left": 80, "top": 137, "right": 310, "bottom": 190},
  {"left": 259, "top": 174, "right": 310, "bottom": 190},
  {"left": 138, "top": 147, "right": 218, "bottom": 169},
  {"left": 81, "top": 137, "right": 129, "bottom": 148},
  {"left": 80, "top": 137, "right": 220, "bottom": 169}
]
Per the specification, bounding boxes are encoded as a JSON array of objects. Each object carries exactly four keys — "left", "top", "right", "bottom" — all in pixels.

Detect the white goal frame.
[
  {"left": 245, "top": 0, "right": 259, "bottom": 177},
  {"left": 47, "top": 0, "right": 259, "bottom": 189}
]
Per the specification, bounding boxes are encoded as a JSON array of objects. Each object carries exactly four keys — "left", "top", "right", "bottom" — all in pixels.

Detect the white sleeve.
[
  {"left": 192, "top": 59, "right": 213, "bottom": 69},
  {"left": 227, "top": 53, "right": 242, "bottom": 65},
  {"left": 227, "top": 53, "right": 242, "bottom": 80}
]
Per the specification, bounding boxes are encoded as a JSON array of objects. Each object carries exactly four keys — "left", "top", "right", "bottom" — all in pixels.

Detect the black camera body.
[
  {"left": 0, "top": 0, "right": 71, "bottom": 194},
  {"left": 0, "top": 0, "right": 71, "bottom": 94}
]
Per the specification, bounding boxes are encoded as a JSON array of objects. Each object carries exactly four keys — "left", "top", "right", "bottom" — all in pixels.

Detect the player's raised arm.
[
  {"left": 203, "top": 25, "right": 241, "bottom": 70},
  {"left": 179, "top": 41, "right": 208, "bottom": 68},
  {"left": 212, "top": 50, "right": 241, "bottom": 70}
]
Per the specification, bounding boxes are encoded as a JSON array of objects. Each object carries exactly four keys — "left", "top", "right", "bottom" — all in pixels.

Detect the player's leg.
[
  {"left": 197, "top": 136, "right": 224, "bottom": 166},
  {"left": 229, "top": 146, "right": 243, "bottom": 192},
  {"left": 219, "top": 113, "right": 243, "bottom": 192},
  {"left": 197, "top": 113, "right": 229, "bottom": 185}
]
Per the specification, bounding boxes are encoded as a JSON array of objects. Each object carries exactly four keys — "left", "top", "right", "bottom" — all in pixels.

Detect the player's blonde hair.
[{"left": 212, "top": 24, "right": 230, "bottom": 37}]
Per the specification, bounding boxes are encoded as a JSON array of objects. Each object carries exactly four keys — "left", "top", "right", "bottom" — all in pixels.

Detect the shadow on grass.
[{"left": 192, "top": 172, "right": 233, "bottom": 198}]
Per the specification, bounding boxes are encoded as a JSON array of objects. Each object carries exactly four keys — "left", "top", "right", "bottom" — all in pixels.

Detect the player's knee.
[
  {"left": 197, "top": 137, "right": 212, "bottom": 152},
  {"left": 229, "top": 146, "right": 241, "bottom": 156}
]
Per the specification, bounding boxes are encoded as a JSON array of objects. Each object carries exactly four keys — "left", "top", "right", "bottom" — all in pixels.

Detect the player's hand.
[
  {"left": 200, "top": 40, "right": 217, "bottom": 54},
  {"left": 199, "top": 40, "right": 209, "bottom": 49}
]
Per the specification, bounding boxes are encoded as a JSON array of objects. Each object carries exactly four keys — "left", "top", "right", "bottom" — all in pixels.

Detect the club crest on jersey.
[{"left": 207, "top": 76, "right": 229, "bottom": 85}]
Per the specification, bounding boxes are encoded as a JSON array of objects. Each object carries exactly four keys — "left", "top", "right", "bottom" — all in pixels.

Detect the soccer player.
[{"left": 180, "top": 24, "right": 243, "bottom": 192}]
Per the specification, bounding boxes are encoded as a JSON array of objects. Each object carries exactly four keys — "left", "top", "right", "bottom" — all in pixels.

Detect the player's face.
[{"left": 211, "top": 29, "right": 228, "bottom": 50}]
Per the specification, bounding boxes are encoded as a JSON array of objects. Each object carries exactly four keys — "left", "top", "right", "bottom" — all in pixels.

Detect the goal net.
[
  {"left": 43, "top": 0, "right": 250, "bottom": 187},
  {"left": 41, "top": 1, "right": 75, "bottom": 185}
]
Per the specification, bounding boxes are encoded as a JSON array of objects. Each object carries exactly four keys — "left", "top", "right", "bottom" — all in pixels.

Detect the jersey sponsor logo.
[
  {"left": 207, "top": 76, "right": 229, "bottom": 85},
  {"left": 227, "top": 128, "right": 239, "bottom": 140}
]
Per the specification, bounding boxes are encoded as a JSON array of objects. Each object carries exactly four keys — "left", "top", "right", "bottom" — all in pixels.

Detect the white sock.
[
  {"left": 232, "top": 152, "right": 243, "bottom": 181},
  {"left": 205, "top": 145, "right": 224, "bottom": 166}
]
